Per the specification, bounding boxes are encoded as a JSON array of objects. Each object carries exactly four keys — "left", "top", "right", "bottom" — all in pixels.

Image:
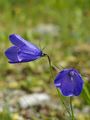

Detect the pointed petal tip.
[
  {"left": 9, "top": 33, "right": 14, "bottom": 37},
  {"left": 9, "top": 34, "right": 17, "bottom": 39}
]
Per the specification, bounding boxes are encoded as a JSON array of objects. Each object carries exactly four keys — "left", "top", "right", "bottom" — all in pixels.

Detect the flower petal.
[
  {"left": 55, "top": 73, "right": 74, "bottom": 96},
  {"left": 19, "top": 44, "right": 42, "bottom": 56},
  {"left": 9, "top": 34, "right": 42, "bottom": 53},
  {"left": 18, "top": 51, "right": 41, "bottom": 62},
  {"left": 5, "top": 46, "right": 19, "bottom": 63},
  {"left": 73, "top": 74, "right": 84, "bottom": 96},
  {"left": 54, "top": 69, "right": 68, "bottom": 88}
]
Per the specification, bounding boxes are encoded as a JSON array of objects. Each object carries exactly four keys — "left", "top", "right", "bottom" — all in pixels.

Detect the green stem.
[
  {"left": 57, "top": 89, "right": 71, "bottom": 117},
  {"left": 44, "top": 54, "right": 71, "bottom": 118},
  {"left": 45, "top": 54, "right": 64, "bottom": 79},
  {"left": 44, "top": 54, "right": 74, "bottom": 120},
  {"left": 70, "top": 97, "right": 74, "bottom": 120},
  {"left": 45, "top": 54, "right": 54, "bottom": 81}
]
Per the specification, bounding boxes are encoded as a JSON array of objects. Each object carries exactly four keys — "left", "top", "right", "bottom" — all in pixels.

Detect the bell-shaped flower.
[
  {"left": 5, "top": 34, "right": 45, "bottom": 63},
  {"left": 54, "top": 68, "right": 84, "bottom": 96}
]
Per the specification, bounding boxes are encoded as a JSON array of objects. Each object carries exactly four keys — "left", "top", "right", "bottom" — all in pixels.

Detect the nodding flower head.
[
  {"left": 54, "top": 68, "right": 84, "bottom": 97},
  {"left": 5, "top": 34, "right": 45, "bottom": 63}
]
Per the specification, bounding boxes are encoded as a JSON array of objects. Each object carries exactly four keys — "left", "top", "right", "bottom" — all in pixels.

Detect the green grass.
[{"left": 0, "top": 0, "right": 90, "bottom": 119}]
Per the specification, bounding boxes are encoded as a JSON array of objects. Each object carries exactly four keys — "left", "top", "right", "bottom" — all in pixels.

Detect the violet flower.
[
  {"left": 5, "top": 34, "right": 45, "bottom": 63},
  {"left": 54, "top": 68, "right": 84, "bottom": 96}
]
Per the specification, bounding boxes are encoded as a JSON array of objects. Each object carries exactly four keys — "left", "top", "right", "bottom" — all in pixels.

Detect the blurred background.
[{"left": 0, "top": 0, "right": 90, "bottom": 120}]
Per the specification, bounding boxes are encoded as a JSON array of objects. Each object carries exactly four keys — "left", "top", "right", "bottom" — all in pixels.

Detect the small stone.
[{"left": 19, "top": 93, "right": 50, "bottom": 109}]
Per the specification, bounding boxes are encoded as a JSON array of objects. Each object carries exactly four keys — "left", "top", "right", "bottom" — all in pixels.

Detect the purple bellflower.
[
  {"left": 54, "top": 68, "right": 84, "bottom": 96},
  {"left": 5, "top": 34, "right": 45, "bottom": 63}
]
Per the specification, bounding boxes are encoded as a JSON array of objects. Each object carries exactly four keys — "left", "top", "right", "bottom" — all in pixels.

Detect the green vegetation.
[{"left": 0, "top": 0, "right": 90, "bottom": 119}]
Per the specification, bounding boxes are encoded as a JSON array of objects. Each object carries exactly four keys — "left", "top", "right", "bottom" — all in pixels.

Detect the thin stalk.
[
  {"left": 44, "top": 53, "right": 64, "bottom": 79},
  {"left": 44, "top": 53, "right": 71, "bottom": 118},
  {"left": 45, "top": 53, "right": 54, "bottom": 81},
  {"left": 57, "top": 89, "right": 71, "bottom": 117},
  {"left": 70, "top": 97, "right": 74, "bottom": 120}
]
